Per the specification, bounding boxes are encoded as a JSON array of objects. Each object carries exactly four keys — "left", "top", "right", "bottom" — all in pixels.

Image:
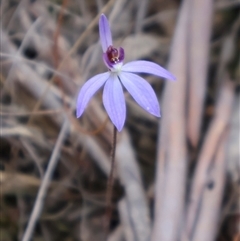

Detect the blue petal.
[
  {"left": 121, "top": 60, "right": 176, "bottom": 81},
  {"left": 103, "top": 75, "right": 126, "bottom": 131},
  {"left": 119, "top": 72, "right": 160, "bottom": 117},
  {"left": 76, "top": 72, "right": 110, "bottom": 118},
  {"left": 99, "top": 14, "right": 112, "bottom": 52}
]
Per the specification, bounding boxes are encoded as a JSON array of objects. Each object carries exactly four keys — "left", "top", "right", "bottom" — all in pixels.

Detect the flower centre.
[{"left": 106, "top": 46, "right": 120, "bottom": 64}]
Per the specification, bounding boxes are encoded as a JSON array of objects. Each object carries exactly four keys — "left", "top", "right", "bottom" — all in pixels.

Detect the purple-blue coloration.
[{"left": 76, "top": 14, "right": 176, "bottom": 131}]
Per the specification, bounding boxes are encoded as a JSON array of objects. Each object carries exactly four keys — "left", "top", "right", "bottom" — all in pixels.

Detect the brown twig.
[
  {"left": 187, "top": 0, "right": 213, "bottom": 147},
  {"left": 192, "top": 130, "right": 228, "bottom": 241},
  {"left": 184, "top": 80, "right": 235, "bottom": 239},
  {"left": 21, "top": 119, "right": 69, "bottom": 241},
  {"left": 151, "top": 0, "right": 189, "bottom": 240}
]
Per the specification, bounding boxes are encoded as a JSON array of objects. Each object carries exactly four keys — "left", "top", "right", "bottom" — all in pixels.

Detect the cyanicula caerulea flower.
[{"left": 76, "top": 14, "right": 176, "bottom": 131}]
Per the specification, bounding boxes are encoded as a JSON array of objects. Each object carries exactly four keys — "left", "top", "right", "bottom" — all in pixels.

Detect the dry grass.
[{"left": 1, "top": 0, "right": 239, "bottom": 241}]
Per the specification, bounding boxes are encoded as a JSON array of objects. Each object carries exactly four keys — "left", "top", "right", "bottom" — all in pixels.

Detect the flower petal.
[
  {"left": 103, "top": 75, "right": 126, "bottom": 131},
  {"left": 118, "top": 47, "right": 125, "bottom": 62},
  {"left": 103, "top": 52, "right": 114, "bottom": 69},
  {"left": 121, "top": 60, "right": 176, "bottom": 81},
  {"left": 76, "top": 72, "right": 110, "bottom": 118},
  {"left": 99, "top": 14, "right": 112, "bottom": 52},
  {"left": 119, "top": 72, "right": 160, "bottom": 117}
]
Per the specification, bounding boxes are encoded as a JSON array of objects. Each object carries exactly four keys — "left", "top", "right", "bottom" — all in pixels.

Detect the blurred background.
[{"left": 1, "top": 0, "right": 239, "bottom": 241}]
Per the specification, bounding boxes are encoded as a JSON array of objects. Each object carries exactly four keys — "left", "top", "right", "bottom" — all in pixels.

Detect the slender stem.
[{"left": 105, "top": 125, "right": 117, "bottom": 233}]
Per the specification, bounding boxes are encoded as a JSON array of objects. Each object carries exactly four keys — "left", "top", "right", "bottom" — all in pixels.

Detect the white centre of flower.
[{"left": 111, "top": 63, "right": 123, "bottom": 74}]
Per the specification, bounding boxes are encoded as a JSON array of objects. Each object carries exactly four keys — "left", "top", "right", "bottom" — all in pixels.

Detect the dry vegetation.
[{"left": 1, "top": 0, "right": 240, "bottom": 241}]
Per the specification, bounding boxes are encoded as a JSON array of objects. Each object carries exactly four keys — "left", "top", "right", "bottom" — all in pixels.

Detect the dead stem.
[{"left": 21, "top": 119, "right": 69, "bottom": 241}]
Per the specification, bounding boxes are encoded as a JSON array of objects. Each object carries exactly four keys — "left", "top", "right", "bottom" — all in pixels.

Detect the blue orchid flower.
[{"left": 76, "top": 14, "right": 176, "bottom": 131}]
